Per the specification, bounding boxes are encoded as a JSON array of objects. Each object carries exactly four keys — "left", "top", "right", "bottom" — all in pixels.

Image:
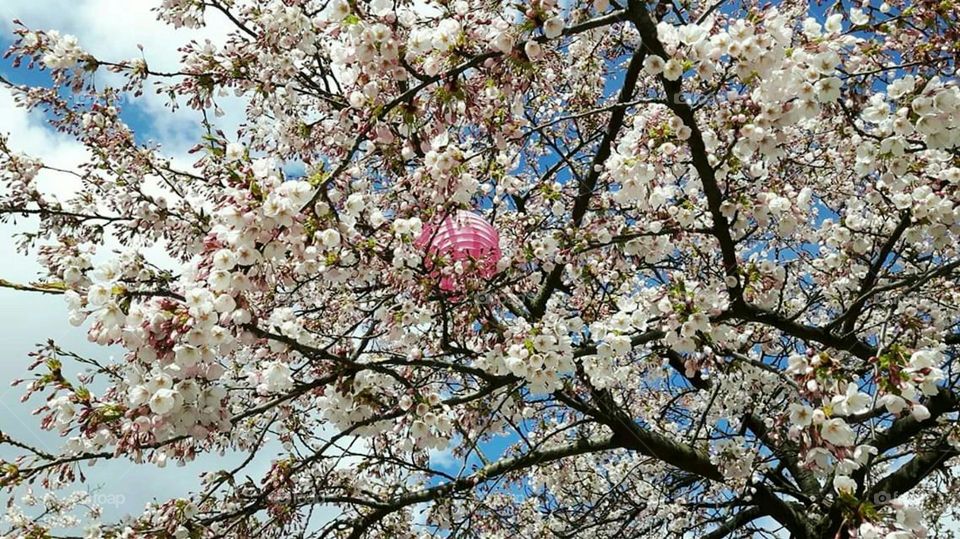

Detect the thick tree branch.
[
  {"left": 701, "top": 506, "right": 764, "bottom": 539},
  {"left": 866, "top": 440, "right": 958, "bottom": 505},
  {"left": 868, "top": 388, "right": 959, "bottom": 453},
  {"left": 529, "top": 43, "right": 648, "bottom": 319},
  {"left": 345, "top": 435, "right": 621, "bottom": 539},
  {"left": 625, "top": 0, "right": 742, "bottom": 301},
  {"left": 832, "top": 211, "right": 911, "bottom": 335}
]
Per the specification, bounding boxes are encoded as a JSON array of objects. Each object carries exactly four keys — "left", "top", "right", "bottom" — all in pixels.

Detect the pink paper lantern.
[{"left": 416, "top": 210, "right": 502, "bottom": 292}]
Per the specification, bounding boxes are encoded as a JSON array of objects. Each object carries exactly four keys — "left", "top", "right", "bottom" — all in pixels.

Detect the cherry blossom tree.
[{"left": 1, "top": 0, "right": 959, "bottom": 537}]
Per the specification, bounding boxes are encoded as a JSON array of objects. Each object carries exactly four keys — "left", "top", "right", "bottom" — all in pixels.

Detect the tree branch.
[
  {"left": 529, "top": 44, "right": 648, "bottom": 319},
  {"left": 345, "top": 435, "right": 621, "bottom": 539}
]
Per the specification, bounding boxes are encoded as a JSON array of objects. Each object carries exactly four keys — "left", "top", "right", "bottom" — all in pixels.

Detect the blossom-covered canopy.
[{"left": 0, "top": 0, "right": 959, "bottom": 537}]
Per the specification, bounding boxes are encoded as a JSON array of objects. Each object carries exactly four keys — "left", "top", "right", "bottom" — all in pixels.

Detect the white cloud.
[
  {"left": 0, "top": 88, "right": 87, "bottom": 198},
  {"left": 1, "top": 0, "right": 226, "bottom": 71},
  {"left": 1, "top": 0, "right": 247, "bottom": 153}
]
